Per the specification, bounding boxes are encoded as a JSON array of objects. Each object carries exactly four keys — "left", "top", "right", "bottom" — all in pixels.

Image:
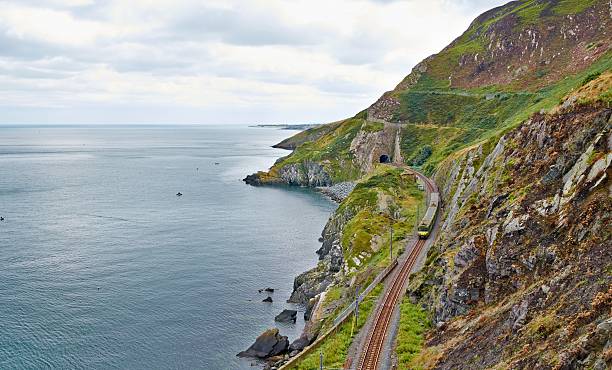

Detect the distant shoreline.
[{"left": 249, "top": 124, "right": 321, "bottom": 130}]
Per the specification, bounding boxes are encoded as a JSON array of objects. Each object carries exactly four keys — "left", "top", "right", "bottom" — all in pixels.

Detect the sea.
[{"left": 0, "top": 125, "right": 337, "bottom": 369}]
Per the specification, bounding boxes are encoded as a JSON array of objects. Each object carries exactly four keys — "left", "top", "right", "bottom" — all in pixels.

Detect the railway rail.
[{"left": 355, "top": 170, "right": 437, "bottom": 370}]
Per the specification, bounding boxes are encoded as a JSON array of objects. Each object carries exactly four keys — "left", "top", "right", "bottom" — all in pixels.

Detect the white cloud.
[
  {"left": 0, "top": 4, "right": 120, "bottom": 46},
  {"left": 0, "top": 0, "right": 507, "bottom": 124}
]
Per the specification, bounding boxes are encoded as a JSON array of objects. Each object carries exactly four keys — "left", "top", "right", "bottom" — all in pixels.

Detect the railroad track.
[
  {"left": 356, "top": 172, "right": 436, "bottom": 370},
  {"left": 356, "top": 238, "right": 425, "bottom": 370}
]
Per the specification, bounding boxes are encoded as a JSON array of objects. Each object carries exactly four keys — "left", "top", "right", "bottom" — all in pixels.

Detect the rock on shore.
[
  {"left": 237, "top": 328, "right": 289, "bottom": 359},
  {"left": 317, "top": 181, "right": 356, "bottom": 202},
  {"left": 274, "top": 309, "right": 297, "bottom": 323}
]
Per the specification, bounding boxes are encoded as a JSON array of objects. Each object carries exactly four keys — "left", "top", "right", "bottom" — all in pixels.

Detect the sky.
[{"left": 0, "top": 0, "right": 508, "bottom": 125}]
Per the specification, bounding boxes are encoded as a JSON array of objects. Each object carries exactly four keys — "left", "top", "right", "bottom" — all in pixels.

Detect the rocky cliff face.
[
  {"left": 410, "top": 78, "right": 611, "bottom": 368},
  {"left": 288, "top": 200, "right": 351, "bottom": 305}
]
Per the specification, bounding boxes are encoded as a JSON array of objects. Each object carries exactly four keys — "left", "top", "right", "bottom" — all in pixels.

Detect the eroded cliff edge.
[{"left": 407, "top": 79, "right": 611, "bottom": 369}]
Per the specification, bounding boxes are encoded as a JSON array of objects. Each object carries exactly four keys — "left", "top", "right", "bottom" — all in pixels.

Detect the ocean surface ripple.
[{"left": 0, "top": 125, "right": 336, "bottom": 369}]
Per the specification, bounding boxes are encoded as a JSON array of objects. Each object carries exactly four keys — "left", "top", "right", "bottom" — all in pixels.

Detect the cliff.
[
  {"left": 245, "top": 1, "right": 611, "bottom": 368},
  {"left": 407, "top": 72, "right": 611, "bottom": 369}
]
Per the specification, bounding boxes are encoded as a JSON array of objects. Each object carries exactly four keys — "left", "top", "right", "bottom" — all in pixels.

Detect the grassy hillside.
[
  {"left": 398, "top": 52, "right": 611, "bottom": 174},
  {"left": 250, "top": 0, "right": 610, "bottom": 183},
  {"left": 337, "top": 165, "right": 424, "bottom": 269}
]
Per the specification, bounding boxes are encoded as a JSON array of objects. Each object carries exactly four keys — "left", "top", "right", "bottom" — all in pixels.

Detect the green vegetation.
[
  {"left": 396, "top": 298, "right": 430, "bottom": 369},
  {"left": 272, "top": 118, "right": 364, "bottom": 182},
  {"left": 524, "top": 312, "right": 561, "bottom": 340},
  {"left": 552, "top": 0, "right": 598, "bottom": 15},
  {"left": 338, "top": 166, "right": 424, "bottom": 268},
  {"left": 287, "top": 166, "right": 426, "bottom": 368},
  {"left": 409, "top": 145, "right": 433, "bottom": 166},
  {"left": 582, "top": 71, "right": 602, "bottom": 86},
  {"left": 362, "top": 120, "right": 384, "bottom": 133},
  {"left": 273, "top": 121, "right": 341, "bottom": 150},
  {"left": 293, "top": 284, "right": 384, "bottom": 370},
  {"left": 516, "top": 1, "right": 548, "bottom": 26},
  {"left": 394, "top": 52, "right": 612, "bottom": 173}
]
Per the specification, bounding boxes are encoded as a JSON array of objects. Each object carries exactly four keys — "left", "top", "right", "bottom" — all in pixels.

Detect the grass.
[
  {"left": 274, "top": 121, "right": 342, "bottom": 149},
  {"left": 396, "top": 298, "right": 430, "bottom": 369},
  {"left": 271, "top": 117, "right": 364, "bottom": 182},
  {"left": 552, "top": 0, "right": 598, "bottom": 15},
  {"left": 289, "top": 166, "right": 426, "bottom": 368},
  {"left": 393, "top": 51, "right": 612, "bottom": 173},
  {"left": 338, "top": 166, "right": 424, "bottom": 268},
  {"left": 293, "top": 284, "right": 384, "bottom": 370},
  {"left": 524, "top": 312, "right": 561, "bottom": 340}
]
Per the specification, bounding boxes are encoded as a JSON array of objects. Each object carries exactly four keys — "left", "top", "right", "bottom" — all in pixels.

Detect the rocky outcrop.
[
  {"left": 243, "top": 161, "right": 332, "bottom": 187},
  {"left": 317, "top": 182, "right": 356, "bottom": 203},
  {"left": 288, "top": 263, "right": 335, "bottom": 304},
  {"left": 288, "top": 204, "right": 350, "bottom": 304},
  {"left": 289, "top": 336, "right": 310, "bottom": 354},
  {"left": 412, "top": 100, "right": 611, "bottom": 369},
  {"left": 237, "top": 328, "right": 289, "bottom": 359},
  {"left": 367, "top": 57, "right": 432, "bottom": 122},
  {"left": 274, "top": 309, "right": 297, "bottom": 323},
  {"left": 349, "top": 124, "right": 397, "bottom": 173},
  {"left": 277, "top": 162, "right": 332, "bottom": 187}
]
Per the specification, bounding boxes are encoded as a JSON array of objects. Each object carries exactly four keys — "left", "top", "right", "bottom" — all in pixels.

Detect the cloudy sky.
[{"left": 0, "top": 0, "right": 506, "bottom": 124}]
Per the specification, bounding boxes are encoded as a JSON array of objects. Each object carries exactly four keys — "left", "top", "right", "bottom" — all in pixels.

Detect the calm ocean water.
[{"left": 0, "top": 125, "right": 336, "bottom": 369}]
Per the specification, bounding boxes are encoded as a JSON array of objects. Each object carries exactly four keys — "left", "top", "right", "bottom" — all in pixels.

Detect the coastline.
[
  {"left": 316, "top": 182, "right": 356, "bottom": 203},
  {"left": 240, "top": 139, "right": 354, "bottom": 368}
]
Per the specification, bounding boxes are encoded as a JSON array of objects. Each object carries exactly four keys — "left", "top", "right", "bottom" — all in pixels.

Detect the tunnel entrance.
[{"left": 379, "top": 154, "right": 390, "bottom": 163}]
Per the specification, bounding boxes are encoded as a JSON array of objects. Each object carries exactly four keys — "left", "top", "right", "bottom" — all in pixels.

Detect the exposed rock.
[
  {"left": 303, "top": 297, "right": 316, "bottom": 321},
  {"left": 243, "top": 172, "right": 265, "bottom": 186},
  {"left": 485, "top": 193, "right": 508, "bottom": 218},
  {"left": 349, "top": 124, "right": 398, "bottom": 173},
  {"left": 289, "top": 336, "right": 310, "bottom": 352},
  {"left": 541, "top": 164, "right": 562, "bottom": 184},
  {"left": 502, "top": 210, "right": 529, "bottom": 235},
  {"left": 596, "top": 318, "right": 612, "bottom": 334},
  {"left": 278, "top": 162, "right": 332, "bottom": 187},
  {"left": 414, "top": 101, "right": 611, "bottom": 369},
  {"left": 289, "top": 207, "right": 347, "bottom": 304},
  {"left": 237, "top": 328, "right": 289, "bottom": 359},
  {"left": 243, "top": 161, "right": 332, "bottom": 187},
  {"left": 274, "top": 309, "right": 297, "bottom": 323},
  {"left": 317, "top": 182, "right": 356, "bottom": 202},
  {"left": 288, "top": 263, "right": 334, "bottom": 304},
  {"left": 509, "top": 299, "right": 529, "bottom": 331},
  {"left": 262, "top": 297, "right": 273, "bottom": 303}
]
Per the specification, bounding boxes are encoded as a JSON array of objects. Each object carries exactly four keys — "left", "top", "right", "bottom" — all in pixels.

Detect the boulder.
[
  {"left": 289, "top": 336, "right": 310, "bottom": 352},
  {"left": 275, "top": 309, "right": 297, "bottom": 323},
  {"left": 237, "top": 328, "right": 289, "bottom": 358},
  {"left": 262, "top": 297, "right": 273, "bottom": 303}
]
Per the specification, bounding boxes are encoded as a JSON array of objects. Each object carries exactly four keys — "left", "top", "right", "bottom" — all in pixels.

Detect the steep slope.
[{"left": 407, "top": 72, "right": 611, "bottom": 370}]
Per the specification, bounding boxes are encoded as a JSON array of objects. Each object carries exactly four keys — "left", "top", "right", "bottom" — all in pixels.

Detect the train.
[{"left": 417, "top": 192, "right": 439, "bottom": 239}]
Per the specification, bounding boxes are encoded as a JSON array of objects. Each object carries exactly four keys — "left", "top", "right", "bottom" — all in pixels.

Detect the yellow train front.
[{"left": 418, "top": 193, "right": 439, "bottom": 239}]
